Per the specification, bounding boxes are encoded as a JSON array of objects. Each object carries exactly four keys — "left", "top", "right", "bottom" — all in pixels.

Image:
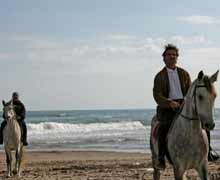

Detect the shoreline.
[
  {"left": 0, "top": 148, "right": 150, "bottom": 153},
  {"left": 0, "top": 151, "right": 220, "bottom": 179}
]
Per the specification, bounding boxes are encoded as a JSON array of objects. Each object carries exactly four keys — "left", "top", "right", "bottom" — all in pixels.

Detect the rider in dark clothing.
[{"left": 0, "top": 92, "right": 28, "bottom": 146}]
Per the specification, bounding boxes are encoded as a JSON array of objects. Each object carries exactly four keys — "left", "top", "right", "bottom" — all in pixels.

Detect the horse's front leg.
[
  {"left": 14, "top": 148, "right": 21, "bottom": 176},
  {"left": 5, "top": 152, "right": 12, "bottom": 177},
  {"left": 173, "top": 166, "right": 187, "bottom": 180},
  {"left": 197, "top": 160, "right": 209, "bottom": 180},
  {"left": 153, "top": 167, "right": 160, "bottom": 180},
  {"left": 17, "top": 146, "right": 23, "bottom": 177}
]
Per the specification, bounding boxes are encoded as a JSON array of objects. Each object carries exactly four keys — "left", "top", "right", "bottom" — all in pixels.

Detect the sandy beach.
[{"left": 0, "top": 151, "right": 220, "bottom": 180}]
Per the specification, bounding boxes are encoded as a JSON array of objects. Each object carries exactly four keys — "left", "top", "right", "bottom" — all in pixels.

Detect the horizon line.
[{"left": 15, "top": 107, "right": 220, "bottom": 112}]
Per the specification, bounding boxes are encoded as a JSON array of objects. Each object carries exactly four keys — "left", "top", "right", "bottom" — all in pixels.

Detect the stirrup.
[{"left": 208, "top": 150, "right": 219, "bottom": 161}]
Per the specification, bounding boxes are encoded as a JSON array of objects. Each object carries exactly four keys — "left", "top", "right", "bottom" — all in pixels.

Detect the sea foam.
[{"left": 27, "top": 121, "right": 147, "bottom": 144}]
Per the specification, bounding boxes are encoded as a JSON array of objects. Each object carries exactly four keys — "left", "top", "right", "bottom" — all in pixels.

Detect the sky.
[{"left": 1, "top": 0, "right": 220, "bottom": 110}]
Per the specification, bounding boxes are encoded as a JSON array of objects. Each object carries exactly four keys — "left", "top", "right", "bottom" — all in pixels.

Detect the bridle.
[
  {"left": 4, "top": 105, "right": 16, "bottom": 121},
  {"left": 179, "top": 84, "right": 208, "bottom": 121}
]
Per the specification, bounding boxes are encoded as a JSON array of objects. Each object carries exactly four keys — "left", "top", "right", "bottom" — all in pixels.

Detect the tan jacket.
[{"left": 153, "top": 67, "right": 191, "bottom": 108}]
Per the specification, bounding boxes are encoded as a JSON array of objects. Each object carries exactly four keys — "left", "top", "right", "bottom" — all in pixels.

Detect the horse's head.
[
  {"left": 2, "top": 100, "right": 16, "bottom": 121},
  {"left": 191, "top": 70, "right": 219, "bottom": 130}
]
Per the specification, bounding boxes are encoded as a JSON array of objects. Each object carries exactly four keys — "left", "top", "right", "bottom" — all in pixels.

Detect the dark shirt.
[{"left": 13, "top": 100, "right": 26, "bottom": 121}]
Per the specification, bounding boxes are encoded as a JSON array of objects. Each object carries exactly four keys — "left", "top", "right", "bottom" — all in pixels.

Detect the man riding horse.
[
  {"left": 153, "top": 44, "right": 219, "bottom": 170},
  {"left": 0, "top": 92, "right": 28, "bottom": 146}
]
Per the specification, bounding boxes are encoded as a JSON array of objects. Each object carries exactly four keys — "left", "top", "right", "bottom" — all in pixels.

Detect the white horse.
[
  {"left": 150, "top": 70, "right": 219, "bottom": 180},
  {"left": 2, "top": 100, "right": 24, "bottom": 177}
]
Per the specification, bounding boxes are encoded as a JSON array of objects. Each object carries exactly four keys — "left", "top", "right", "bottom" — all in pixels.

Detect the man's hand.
[{"left": 169, "top": 101, "right": 180, "bottom": 110}]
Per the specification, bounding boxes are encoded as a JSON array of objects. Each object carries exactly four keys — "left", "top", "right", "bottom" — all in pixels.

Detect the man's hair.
[
  {"left": 162, "top": 44, "right": 179, "bottom": 57},
  {"left": 12, "top": 92, "right": 19, "bottom": 97}
]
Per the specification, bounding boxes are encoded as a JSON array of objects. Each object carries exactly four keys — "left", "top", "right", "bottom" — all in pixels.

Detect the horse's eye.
[{"left": 198, "top": 94, "right": 203, "bottom": 101}]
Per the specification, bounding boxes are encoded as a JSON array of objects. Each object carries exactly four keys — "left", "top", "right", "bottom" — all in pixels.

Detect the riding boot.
[
  {"left": 0, "top": 121, "right": 7, "bottom": 144},
  {"left": 157, "top": 141, "right": 166, "bottom": 170},
  {"left": 21, "top": 121, "right": 28, "bottom": 146},
  {"left": 207, "top": 130, "right": 219, "bottom": 161}
]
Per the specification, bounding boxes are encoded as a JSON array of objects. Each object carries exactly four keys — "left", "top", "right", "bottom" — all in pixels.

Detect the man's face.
[
  {"left": 12, "top": 94, "right": 19, "bottom": 101},
  {"left": 163, "top": 49, "right": 178, "bottom": 69}
]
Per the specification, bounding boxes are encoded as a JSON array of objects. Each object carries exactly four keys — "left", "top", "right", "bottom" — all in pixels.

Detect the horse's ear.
[
  {"left": 198, "top": 70, "right": 204, "bottom": 80},
  {"left": 209, "top": 70, "right": 219, "bottom": 83},
  {"left": 2, "top": 100, "right": 5, "bottom": 106}
]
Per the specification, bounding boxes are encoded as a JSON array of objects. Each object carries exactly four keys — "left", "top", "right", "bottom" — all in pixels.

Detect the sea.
[{"left": 0, "top": 109, "right": 220, "bottom": 153}]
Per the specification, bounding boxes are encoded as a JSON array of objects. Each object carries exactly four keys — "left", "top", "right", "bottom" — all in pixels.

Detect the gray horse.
[
  {"left": 150, "top": 70, "right": 219, "bottom": 180},
  {"left": 2, "top": 100, "right": 24, "bottom": 177}
]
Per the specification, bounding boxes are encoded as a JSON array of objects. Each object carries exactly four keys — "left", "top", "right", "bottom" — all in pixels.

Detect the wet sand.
[{"left": 0, "top": 151, "right": 220, "bottom": 179}]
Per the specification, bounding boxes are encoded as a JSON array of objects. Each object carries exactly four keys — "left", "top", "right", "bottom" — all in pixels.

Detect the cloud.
[
  {"left": 170, "top": 35, "right": 211, "bottom": 45},
  {"left": 5, "top": 34, "right": 162, "bottom": 62},
  {"left": 106, "top": 34, "right": 137, "bottom": 41},
  {"left": 185, "top": 47, "right": 220, "bottom": 62},
  {"left": 0, "top": 34, "right": 212, "bottom": 75},
  {"left": 0, "top": 53, "right": 13, "bottom": 60},
  {"left": 177, "top": 15, "right": 220, "bottom": 24},
  {"left": 1, "top": 33, "right": 220, "bottom": 109},
  {"left": 0, "top": 33, "right": 213, "bottom": 73}
]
